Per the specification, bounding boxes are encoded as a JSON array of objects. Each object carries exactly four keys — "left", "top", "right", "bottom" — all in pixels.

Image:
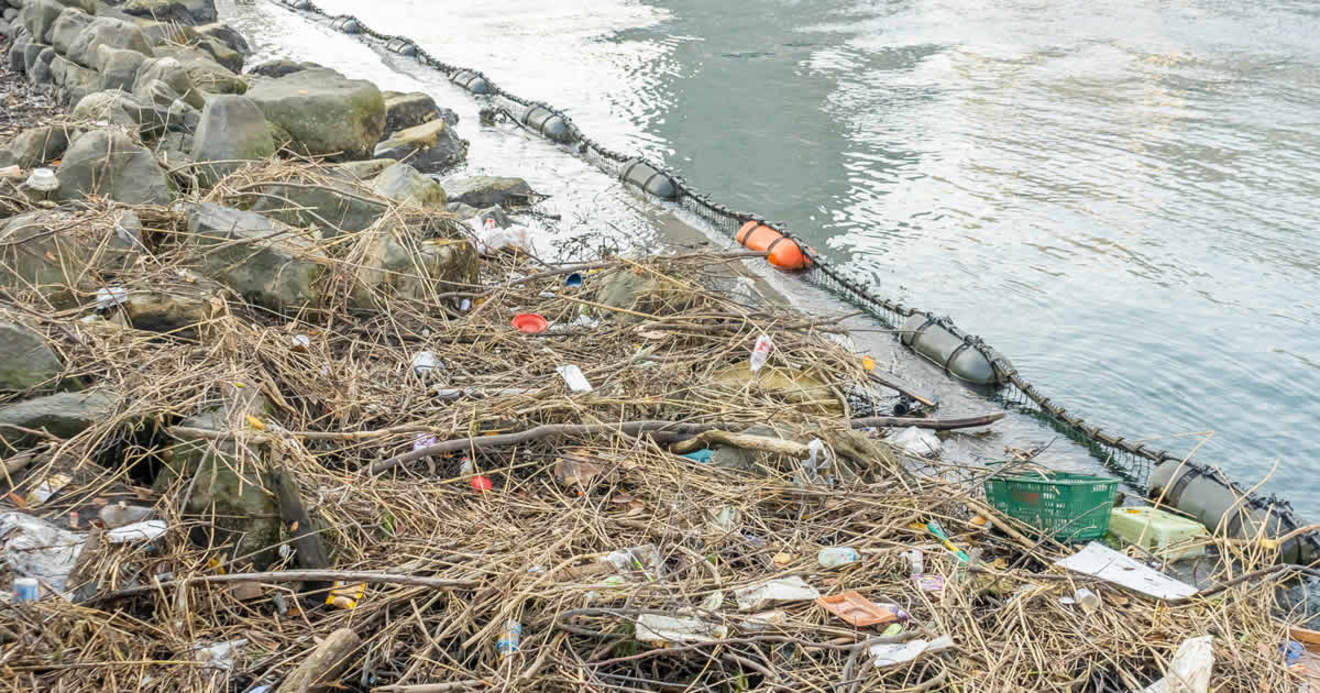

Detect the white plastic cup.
[
  {"left": 13, "top": 577, "right": 39, "bottom": 602},
  {"left": 24, "top": 168, "right": 59, "bottom": 193}
]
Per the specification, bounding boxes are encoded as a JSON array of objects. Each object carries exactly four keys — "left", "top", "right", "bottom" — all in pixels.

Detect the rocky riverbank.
[{"left": 0, "top": 2, "right": 1308, "bottom": 691}]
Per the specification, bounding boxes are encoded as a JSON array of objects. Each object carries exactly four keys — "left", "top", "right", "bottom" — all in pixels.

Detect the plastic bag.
[
  {"left": 0, "top": 512, "right": 86, "bottom": 593},
  {"left": 888, "top": 426, "right": 941, "bottom": 457}
]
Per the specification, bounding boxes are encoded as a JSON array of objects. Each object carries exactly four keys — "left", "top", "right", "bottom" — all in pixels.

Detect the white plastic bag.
[
  {"left": 734, "top": 576, "right": 820, "bottom": 611},
  {"left": 471, "top": 218, "right": 530, "bottom": 255},
  {"left": 0, "top": 512, "right": 85, "bottom": 593},
  {"left": 1143, "top": 635, "right": 1213, "bottom": 693},
  {"left": 888, "top": 426, "right": 941, "bottom": 457}
]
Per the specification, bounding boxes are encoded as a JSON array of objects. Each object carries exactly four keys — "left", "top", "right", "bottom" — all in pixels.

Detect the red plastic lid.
[
  {"left": 471, "top": 475, "right": 493, "bottom": 493},
  {"left": 512, "top": 313, "right": 548, "bottom": 334}
]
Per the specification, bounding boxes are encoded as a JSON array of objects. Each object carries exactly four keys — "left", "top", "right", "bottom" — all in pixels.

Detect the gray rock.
[
  {"left": 185, "top": 203, "right": 328, "bottom": 311},
  {"left": 19, "top": 39, "right": 45, "bottom": 75},
  {"left": 0, "top": 19, "right": 18, "bottom": 45},
  {"left": 94, "top": 44, "right": 145, "bottom": 91},
  {"left": 245, "top": 58, "right": 315, "bottom": 79},
  {"left": 134, "top": 17, "right": 192, "bottom": 46},
  {"left": 64, "top": 15, "right": 151, "bottom": 68},
  {"left": 18, "top": 0, "right": 67, "bottom": 43},
  {"left": 24, "top": 45, "right": 53, "bottom": 84},
  {"left": 119, "top": 0, "right": 215, "bottom": 25},
  {"left": 0, "top": 322, "right": 63, "bottom": 392},
  {"left": 47, "top": 5, "right": 91, "bottom": 55},
  {"left": 189, "top": 95, "right": 275, "bottom": 185},
  {"left": 71, "top": 89, "right": 147, "bottom": 130},
  {"left": 3, "top": 7, "right": 16, "bottom": 21},
  {"left": 164, "top": 97, "right": 199, "bottom": 132},
  {"left": 0, "top": 391, "right": 117, "bottom": 448},
  {"left": 0, "top": 210, "right": 141, "bottom": 303},
  {"left": 194, "top": 33, "right": 241, "bottom": 73},
  {"left": 8, "top": 34, "right": 28, "bottom": 73},
  {"left": 151, "top": 129, "right": 193, "bottom": 169},
  {"left": 56, "top": 59, "right": 100, "bottom": 106},
  {"left": 195, "top": 21, "right": 248, "bottom": 56},
  {"left": 160, "top": 392, "right": 281, "bottom": 569},
  {"left": 382, "top": 91, "right": 457, "bottom": 134},
  {"left": 331, "top": 158, "right": 396, "bottom": 182},
  {"left": 442, "top": 175, "right": 534, "bottom": 209},
  {"left": 245, "top": 68, "right": 384, "bottom": 160},
  {"left": 56, "top": 129, "right": 172, "bottom": 204},
  {"left": 370, "top": 162, "right": 446, "bottom": 209},
  {"left": 244, "top": 178, "right": 388, "bottom": 237},
  {"left": 0, "top": 125, "right": 72, "bottom": 168},
  {"left": 149, "top": 44, "right": 243, "bottom": 94},
  {"left": 374, "top": 119, "right": 468, "bottom": 173},
  {"left": 133, "top": 56, "right": 203, "bottom": 109},
  {"left": 350, "top": 217, "right": 478, "bottom": 308},
  {"left": 446, "top": 202, "right": 479, "bottom": 218},
  {"left": 121, "top": 276, "right": 225, "bottom": 335}
]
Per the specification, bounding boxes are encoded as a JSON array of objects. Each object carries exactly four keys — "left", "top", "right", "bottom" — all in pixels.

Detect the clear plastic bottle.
[
  {"left": 1074, "top": 588, "right": 1101, "bottom": 614},
  {"left": 817, "top": 546, "right": 861, "bottom": 568},
  {"left": 749, "top": 335, "right": 773, "bottom": 372},
  {"left": 496, "top": 619, "right": 522, "bottom": 658}
]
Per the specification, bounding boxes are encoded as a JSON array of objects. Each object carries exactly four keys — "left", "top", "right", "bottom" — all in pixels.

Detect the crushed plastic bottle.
[
  {"left": 1074, "top": 588, "right": 1101, "bottom": 614},
  {"left": 903, "top": 549, "right": 924, "bottom": 576},
  {"left": 411, "top": 351, "right": 440, "bottom": 377},
  {"left": 749, "top": 335, "right": 773, "bottom": 373},
  {"left": 496, "top": 619, "right": 522, "bottom": 657},
  {"left": 556, "top": 364, "right": 593, "bottom": 393},
  {"left": 817, "top": 546, "right": 861, "bottom": 569}
]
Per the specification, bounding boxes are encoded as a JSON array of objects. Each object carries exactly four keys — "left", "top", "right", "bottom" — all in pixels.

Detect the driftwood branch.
[
  {"left": 87, "top": 570, "right": 476, "bottom": 606},
  {"left": 374, "top": 413, "right": 1005, "bottom": 474},
  {"left": 277, "top": 627, "right": 361, "bottom": 693},
  {"left": 671, "top": 431, "right": 811, "bottom": 457}
]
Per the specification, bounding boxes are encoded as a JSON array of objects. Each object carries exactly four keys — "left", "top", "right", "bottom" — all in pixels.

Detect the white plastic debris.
[
  {"left": 411, "top": 351, "right": 441, "bottom": 377},
  {"left": 1054, "top": 542, "right": 1196, "bottom": 600},
  {"left": 24, "top": 168, "right": 59, "bottom": 192},
  {"left": 700, "top": 591, "right": 725, "bottom": 611},
  {"left": 887, "top": 427, "right": 941, "bottom": 457},
  {"left": 105, "top": 520, "right": 168, "bottom": 544},
  {"left": 194, "top": 638, "right": 247, "bottom": 671},
  {"left": 472, "top": 219, "right": 530, "bottom": 255},
  {"left": 738, "top": 609, "right": 788, "bottom": 631},
  {"left": 734, "top": 576, "right": 820, "bottom": 612},
  {"left": 749, "top": 335, "right": 773, "bottom": 372},
  {"left": 96, "top": 286, "right": 128, "bottom": 310},
  {"left": 0, "top": 165, "right": 22, "bottom": 178},
  {"left": 634, "top": 614, "right": 728, "bottom": 644},
  {"left": 602, "top": 544, "right": 664, "bottom": 577},
  {"left": 0, "top": 512, "right": 86, "bottom": 593},
  {"left": 870, "top": 635, "right": 954, "bottom": 668},
  {"left": 556, "top": 364, "right": 593, "bottom": 393},
  {"left": 98, "top": 503, "right": 153, "bottom": 528},
  {"left": 1142, "top": 635, "right": 1213, "bottom": 693}
]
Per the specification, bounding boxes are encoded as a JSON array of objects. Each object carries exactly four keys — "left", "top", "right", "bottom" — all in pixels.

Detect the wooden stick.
[
  {"left": 86, "top": 570, "right": 476, "bottom": 606},
  {"left": 371, "top": 682, "right": 489, "bottom": 692},
  {"left": 671, "top": 430, "right": 811, "bottom": 457},
  {"left": 277, "top": 627, "right": 361, "bottom": 693},
  {"left": 849, "top": 412, "right": 1004, "bottom": 430}
]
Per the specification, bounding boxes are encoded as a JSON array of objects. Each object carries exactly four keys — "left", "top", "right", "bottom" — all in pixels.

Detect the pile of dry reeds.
[{"left": 0, "top": 160, "right": 1303, "bottom": 692}]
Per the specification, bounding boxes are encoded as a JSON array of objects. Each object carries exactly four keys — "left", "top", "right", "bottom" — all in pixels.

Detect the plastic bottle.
[
  {"left": 903, "top": 549, "right": 924, "bottom": 576},
  {"left": 1074, "top": 588, "right": 1101, "bottom": 614},
  {"left": 749, "top": 335, "right": 773, "bottom": 373},
  {"left": 411, "top": 351, "right": 440, "bottom": 377},
  {"left": 496, "top": 619, "right": 522, "bottom": 658},
  {"left": 12, "top": 577, "right": 39, "bottom": 602},
  {"left": 817, "top": 546, "right": 861, "bottom": 568}
]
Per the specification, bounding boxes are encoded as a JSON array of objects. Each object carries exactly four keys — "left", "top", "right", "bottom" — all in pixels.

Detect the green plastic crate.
[{"left": 983, "top": 471, "right": 1118, "bottom": 542}]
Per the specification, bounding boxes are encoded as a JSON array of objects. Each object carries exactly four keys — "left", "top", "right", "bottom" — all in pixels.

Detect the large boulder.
[
  {"left": 243, "top": 178, "right": 388, "bottom": 237},
  {"left": 0, "top": 125, "right": 72, "bottom": 169},
  {"left": 119, "top": 0, "right": 215, "bottom": 25},
  {"left": 195, "top": 21, "right": 248, "bottom": 56},
  {"left": 246, "top": 58, "right": 317, "bottom": 79},
  {"left": 0, "top": 209, "right": 142, "bottom": 303},
  {"left": 25, "top": 46, "right": 55, "bottom": 85},
  {"left": 159, "top": 391, "right": 281, "bottom": 569},
  {"left": 149, "top": 44, "right": 243, "bottom": 95},
  {"left": 94, "top": 44, "right": 146, "bottom": 91},
  {"left": 0, "top": 322, "right": 63, "bottom": 392},
  {"left": 382, "top": 90, "right": 457, "bottom": 135},
  {"left": 349, "top": 216, "right": 478, "bottom": 308},
  {"left": 47, "top": 5, "right": 92, "bottom": 55},
  {"left": 54, "top": 57, "right": 101, "bottom": 105},
  {"left": 193, "top": 33, "right": 242, "bottom": 73},
  {"left": 442, "top": 175, "right": 534, "bottom": 209},
  {"left": 18, "top": 0, "right": 89, "bottom": 43},
  {"left": 374, "top": 119, "right": 468, "bottom": 173},
  {"left": 189, "top": 95, "right": 275, "bottom": 185},
  {"left": 64, "top": 15, "right": 151, "bottom": 68},
  {"left": 0, "top": 391, "right": 118, "bottom": 449},
  {"left": 370, "top": 162, "right": 446, "bottom": 209},
  {"left": 120, "top": 275, "right": 226, "bottom": 335},
  {"left": 245, "top": 68, "right": 385, "bottom": 160},
  {"left": 71, "top": 89, "right": 156, "bottom": 131},
  {"left": 56, "top": 129, "right": 172, "bottom": 204},
  {"left": 133, "top": 56, "right": 204, "bottom": 109},
  {"left": 185, "top": 203, "right": 328, "bottom": 312}
]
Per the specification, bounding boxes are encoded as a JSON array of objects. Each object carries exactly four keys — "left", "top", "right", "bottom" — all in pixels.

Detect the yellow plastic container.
[{"left": 1109, "top": 506, "right": 1208, "bottom": 560}]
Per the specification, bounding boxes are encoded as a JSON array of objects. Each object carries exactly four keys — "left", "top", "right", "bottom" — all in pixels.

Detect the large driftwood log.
[{"left": 276, "top": 627, "right": 361, "bottom": 693}]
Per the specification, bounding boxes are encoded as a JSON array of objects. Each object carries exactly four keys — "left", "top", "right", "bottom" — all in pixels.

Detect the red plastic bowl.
[{"left": 512, "top": 313, "right": 548, "bottom": 334}]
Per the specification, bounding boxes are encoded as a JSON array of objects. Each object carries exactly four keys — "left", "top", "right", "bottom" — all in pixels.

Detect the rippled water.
[{"left": 229, "top": 0, "right": 1320, "bottom": 511}]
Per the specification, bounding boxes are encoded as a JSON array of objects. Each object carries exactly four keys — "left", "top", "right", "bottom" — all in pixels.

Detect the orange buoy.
[{"left": 736, "top": 221, "right": 811, "bottom": 270}]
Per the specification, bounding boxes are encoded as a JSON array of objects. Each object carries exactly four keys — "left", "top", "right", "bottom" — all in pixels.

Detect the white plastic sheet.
[{"left": 1054, "top": 542, "right": 1196, "bottom": 600}]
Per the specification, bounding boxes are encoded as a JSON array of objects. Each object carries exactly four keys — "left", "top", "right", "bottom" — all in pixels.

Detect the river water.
[{"left": 226, "top": 0, "right": 1320, "bottom": 511}]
